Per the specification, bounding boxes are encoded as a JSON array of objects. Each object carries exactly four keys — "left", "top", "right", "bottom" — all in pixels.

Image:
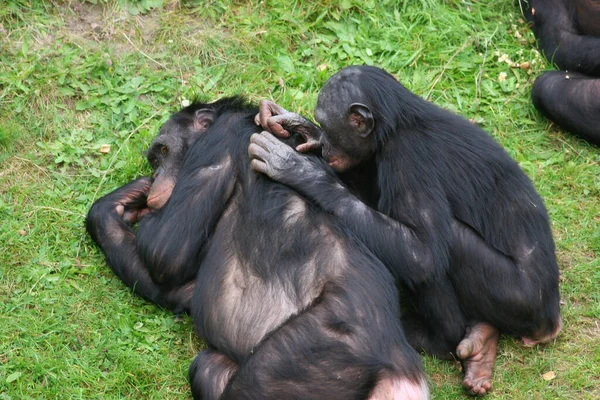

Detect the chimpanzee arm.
[
  {"left": 136, "top": 150, "right": 236, "bottom": 287},
  {"left": 86, "top": 178, "right": 194, "bottom": 313},
  {"left": 249, "top": 132, "right": 452, "bottom": 288},
  {"left": 523, "top": 0, "right": 600, "bottom": 75}
]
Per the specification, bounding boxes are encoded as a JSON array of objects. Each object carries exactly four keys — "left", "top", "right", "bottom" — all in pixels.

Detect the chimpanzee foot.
[{"left": 456, "top": 323, "right": 499, "bottom": 396}]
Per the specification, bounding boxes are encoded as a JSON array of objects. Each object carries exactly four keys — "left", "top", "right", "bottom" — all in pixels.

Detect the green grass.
[{"left": 1, "top": 0, "right": 598, "bottom": 398}]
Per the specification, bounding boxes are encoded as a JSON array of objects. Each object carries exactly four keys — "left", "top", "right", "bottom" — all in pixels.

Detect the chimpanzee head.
[
  {"left": 145, "top": 103, "right": 216, "bottom": 209},
  {"left": 146, "top": 96, "right": 254, "bottom": 209},
  {"left": 314, "top": 65, "right": 423, "bottom": 172},
  {"left": 314, "top": 66, "right": 376, "bottom": 172}
]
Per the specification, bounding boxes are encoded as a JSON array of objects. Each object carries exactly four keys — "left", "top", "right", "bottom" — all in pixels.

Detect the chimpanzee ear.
[
  {"left": 349, "top": 103, "right": 374, "bottom": 138},
  {"left": 194, "top": 108, "right": 216, "bottom": 133}
]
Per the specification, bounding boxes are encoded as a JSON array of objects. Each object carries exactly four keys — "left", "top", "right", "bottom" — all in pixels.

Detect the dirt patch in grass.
[
  {"left": 47, "top": 1, "right": 229, "bottom": 68},
  {"left": 60, "top": 1, "right": 162, "bottom": 57},
  {"left": 64, "top": 2, "right": 106, "bottom": 38},
  {"left": 579, "top": 318, "right": 600, "bottom": 341}
]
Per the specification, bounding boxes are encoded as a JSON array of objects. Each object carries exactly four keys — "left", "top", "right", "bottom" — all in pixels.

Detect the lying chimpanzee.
[
  {"left": 86, "top": 97, "right": 429, "bottom": 399},
  {"left": 251, "top": 65, "right": 562, "bottom": 396},
  {"left": 520, "top": 0, "right": 600, "bottom": 145}
]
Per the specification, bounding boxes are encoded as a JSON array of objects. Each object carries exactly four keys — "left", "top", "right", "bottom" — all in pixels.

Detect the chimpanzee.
[
  {"left": 249, "top": 65, "right": 562, "bottom": 396},
  {"left": 86, "top": 97, "right": 430, "bottom": 399},
  {"left": 520, "top": 0, "right": 600, "bottom": 145},
  {"left": 86, "top": 98, "right": 240, "bottom": 314}
]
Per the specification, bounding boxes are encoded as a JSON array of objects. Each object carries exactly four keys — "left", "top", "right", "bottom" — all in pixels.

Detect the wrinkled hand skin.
[
  {"left": 254, "top": 100, "right": 292, "bottom": 138},
  {"left": 112, "top": 177, "right": 152, "bottom": 225},
  {"left": 254, "top": 100, "right": 322, "bottom": 153},
  {"left": 248, "top": 131, "right": 322, "bottom": 186}
]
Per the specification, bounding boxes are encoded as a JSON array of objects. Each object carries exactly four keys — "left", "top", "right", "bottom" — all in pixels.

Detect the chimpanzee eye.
[
  {"left": 161, "top": 145, "right": 169, "bottom": 156},
  {"left": 148, "top": 155, "right": 158, "bottom": 170}
]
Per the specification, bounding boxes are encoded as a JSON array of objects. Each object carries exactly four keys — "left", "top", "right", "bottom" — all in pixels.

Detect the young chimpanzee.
[
  {"left": 86, "top": 97, "right": 429, "bottom": 399},
  {"left": 250, "top": 66, "right": 562, "bottom": 396},
  {"left": 520, "top": 0, "right": 600, "bottom": 144}
]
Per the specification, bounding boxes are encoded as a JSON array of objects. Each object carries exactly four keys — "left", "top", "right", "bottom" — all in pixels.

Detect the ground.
[{"left": 0, "top": 0, "right": 598, "bottom": 399}]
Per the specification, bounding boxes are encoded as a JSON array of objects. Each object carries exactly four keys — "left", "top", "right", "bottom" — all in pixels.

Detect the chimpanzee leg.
[
  {"left": 450, "top": 221, "right": 561, "bottom": 341},
  {"left": 220, "top": 290, "right": 428, "bottom": 400},
  {"left": 403, "top": 275, "right": 498, "bottom": 396},
  {"left": 450, "top": 221, "right": 561, "bottom": 395},
  {"left": 531, "top": 71, "right": 600, "bottom": 146},
  {"left": 402, "top": 276, "right": 467, "bottom": 359},
  {"left": 189, "top": 349, "right": 238, "bottom": 400},
  {"left": 86, "top": 178, "right": 194, "bottom": 313}
]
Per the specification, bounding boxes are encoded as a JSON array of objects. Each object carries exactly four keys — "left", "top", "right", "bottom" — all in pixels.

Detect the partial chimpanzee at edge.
[
  {"left": 520, "top": 0, "right": 600, "bottom": 145},
  {"left": 86, "top": 97, "right": 429, "bottom": 399},
  {"left": 250, "top": 66, "right": 562, "bottom": 396}
]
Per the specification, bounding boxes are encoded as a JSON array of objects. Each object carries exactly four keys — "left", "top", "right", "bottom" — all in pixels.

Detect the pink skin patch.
[
  {"left": 327, "top": 158, "right": 342, "bottom": 169},
  {"left": 369, "top": 376, "right": 429, "bottom": 400},
  {"left": 522, "top": 316, "right": 563, "bottom": 347},
  {"left": 326, "top": 155, "right": 351, "bottom": 172},
  {"left": 147, "top": 180, "right": 175, "bottom": 210}
]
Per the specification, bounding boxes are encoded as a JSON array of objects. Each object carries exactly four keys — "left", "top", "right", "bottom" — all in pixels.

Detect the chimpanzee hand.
[
  {"left": 249, "top": 131, "right": 324, "bottom": 187},
  {"left": 254, "top": 100, "right": 322, "bottom": 153},
  {"left": 102, "top": 177, "right": 152, "bottom": 225},
  {"left": 254, "top": 100, "right": 291, "bottom": 138},
  {"left": 117, "top": 178, "right": 153, "bottom": 224}
]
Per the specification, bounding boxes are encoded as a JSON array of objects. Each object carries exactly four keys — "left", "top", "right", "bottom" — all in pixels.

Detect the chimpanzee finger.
[
  {"left": 250, "top": 132, "right": 272, "bottom": 150},
  {"left": 248, "top": 142, "right": 270, "bottom": 162},
  {"left": 103, "top": 177, "right": 152, "bottom": 206},
  {"left": 266, "top": 119, "right": 290, "bottom": 138},
  {"left": 261, "top": 100, "right": 288, "bottom": 117},
  {"left": 259, "top": 131, "right": 290, "bottom": 150},
  {"left": 122, "top": 207, "right": 150, "bottom": 225},
  {"left": 256, "top": 100, "right": 272, "bottom": 128},
  {"left": 254, "top": 102, "right": 273, "bottom": 126},
  {"left": 296, "top": 139, "right": 320, "bottom": 153},
  {"left": 256, "top": 101, "right": 281, "bottom": 127},
  {"left": 122, "top": 210, "right": 137, "bottom": 224},
  {"left": 250, "top": 159, "right": 269, "bottom": 175},
  {"left": 256, "top": 101, "right": 291, "bottom": 138},
  {"left": 115, "top": 203, "right": 125, "bottom": 218},
  {"left": 254, "top": 131, "right": 282, "bottom": 148},
  {"left": 121, "top": 179, "right": 152, "bottom": 203},
  {"left": 267, "top": 115, "right": 300, "bottom": 138}
]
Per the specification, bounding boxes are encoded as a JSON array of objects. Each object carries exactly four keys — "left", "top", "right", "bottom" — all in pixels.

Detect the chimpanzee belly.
[{"left": 190, "top": 211, "right": 324, "bottom": 362}]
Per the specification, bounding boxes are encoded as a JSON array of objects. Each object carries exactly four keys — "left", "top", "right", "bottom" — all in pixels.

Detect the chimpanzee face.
[
  {"left": 145, "top": 106, "right": 216, "bottom": 209},
  {"left": 314, "top": 69, "right": 376, "bottom": 172}
]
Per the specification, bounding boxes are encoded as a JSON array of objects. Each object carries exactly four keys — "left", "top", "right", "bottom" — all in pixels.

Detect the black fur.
[
  {"left": 520, "top": 0, "right": 600, "bottom": 144},
  {"left": 86, "top": 97, "right": 428, "bottom": 399},
  {"left": 257, "top": 65, "right": 562, "bottom": 358}
]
